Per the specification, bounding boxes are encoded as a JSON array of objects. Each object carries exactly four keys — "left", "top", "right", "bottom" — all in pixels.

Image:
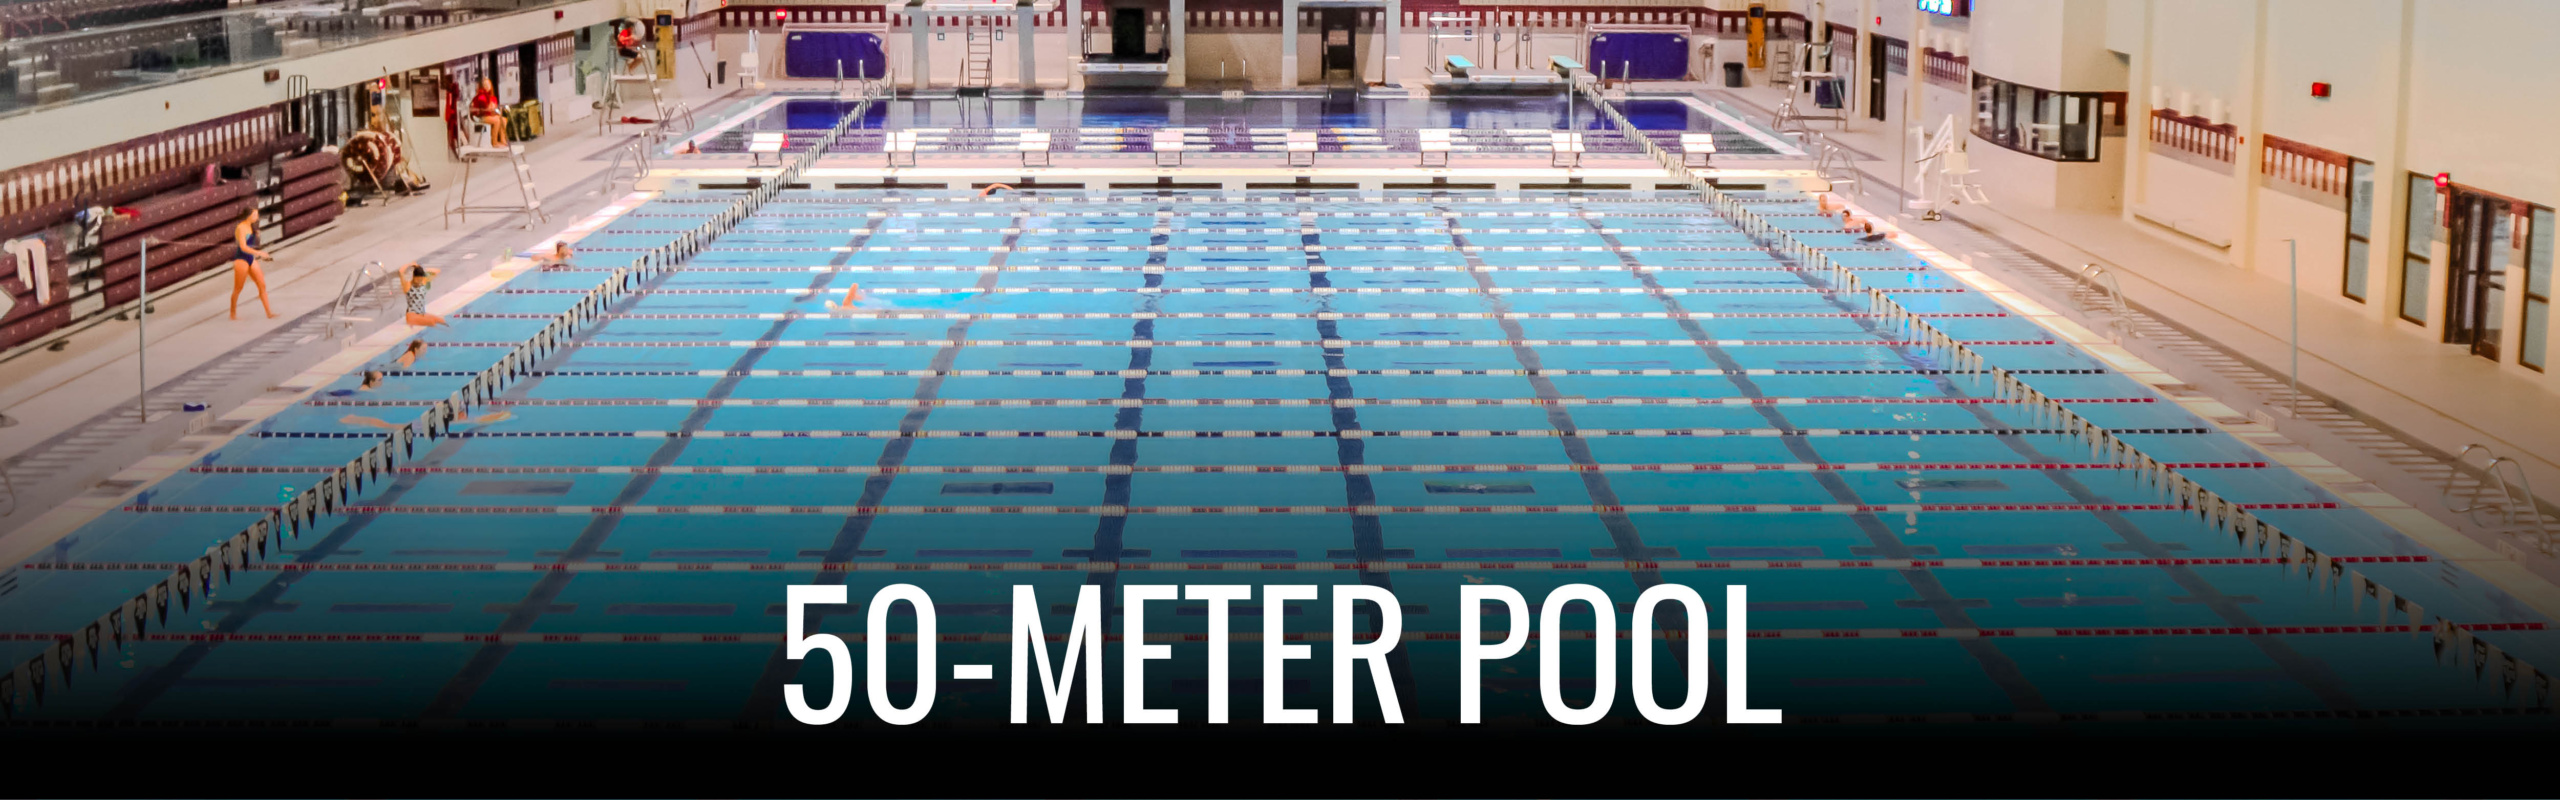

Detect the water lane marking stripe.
[
  {"left": 16, "top": 554, "right": 2421, "bottom": 573},
  {"left": 245, "top": 427, "right": 2222, "bottom": 439},
  {"left": 416, "top": 338, "right": 2056, "bottom": 348},
  {"left": 381, "top": 368, "right": 2108, "bottom": 377},
  {"left": 453, "top": 311, "right": 2009, "bottom": 320},
  {"left": 491, "top": 287, "right": 1972, "bottom": 295},
  {"left": 189, "top": 460, "right": 2270, "bottom": 475},
  {"left": 305, "top": 396, "right": 2153, "bottom": 408},
  {"left": 0, "top": 622, "right": 2521, "bottom": 644},
  {"left": 123, "top": 502, "right": 2341, "bottom": 515}
]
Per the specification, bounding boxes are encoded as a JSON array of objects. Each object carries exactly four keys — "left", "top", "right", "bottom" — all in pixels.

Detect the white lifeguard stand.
[
  {"left": 1910, "top": 114, "right": 1987, "bottom": 220},
  {"left": 444, "top": 123, "right": 545, "bottom": 229},
  {"left": 740, "top": 29, "right": 766, "bottom": 90}
]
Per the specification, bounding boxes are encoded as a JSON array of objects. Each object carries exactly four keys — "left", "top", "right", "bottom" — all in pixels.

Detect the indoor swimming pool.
[{"left": 2, "top": 178, "right": 2552, "bottom": 732}]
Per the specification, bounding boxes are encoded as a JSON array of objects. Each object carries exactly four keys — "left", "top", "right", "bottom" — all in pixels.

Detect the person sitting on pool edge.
[{"left": 401, "top": 263, "right": 448, "bottom": 328}]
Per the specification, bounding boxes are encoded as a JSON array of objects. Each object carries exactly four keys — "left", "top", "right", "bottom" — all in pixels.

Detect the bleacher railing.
[
  {"left": 1571, "top": 78, "right": 2556, "bottom": 711},
  {"left": 0, "top": 79, "right": 885, "bottom": 716}
]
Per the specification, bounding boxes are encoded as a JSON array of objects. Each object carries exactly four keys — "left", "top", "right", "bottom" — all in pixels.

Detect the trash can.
[{"left": 1723, "top": 62, "right": 1746, "bottom": 87}]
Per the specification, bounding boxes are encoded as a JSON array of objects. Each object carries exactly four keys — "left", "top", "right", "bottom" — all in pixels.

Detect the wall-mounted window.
[
  {"left": 2523, "top": 205, "right": 2554, "bottom": 371},
  {"left": 2342, "top": 159, "right": 2374, "bottom": 302},
  {"left": 2400, "top": 172, "right": 2436, "bottom": 325},
  {"left": 1970, "top": 73, "right": 2103, "bottom": 162}
]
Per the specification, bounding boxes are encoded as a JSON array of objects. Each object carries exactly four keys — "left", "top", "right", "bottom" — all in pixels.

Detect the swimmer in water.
[
  {"left": 339, "top": 407, "right": 512, "bottom": 431},
  {"left": 325, "top": 370, "right": 386, "bottom": 397},
  {"left": 825, "top": 281, "right": 870, "bottom": 312},
  {"left": 546, "top": 241, "right": 574, "bottom": 267},
  {"left": 394, "top": 339, "right": 428, "bottom": 368}
]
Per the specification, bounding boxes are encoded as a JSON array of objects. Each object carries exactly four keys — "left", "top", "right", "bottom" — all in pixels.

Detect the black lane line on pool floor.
[
  {"left": 1447, "top": 207, "right": 1709, "bottom": 697},
  {"left": 92, "top": 211, "right": 754, "bottom": 719},
  {"left": 1742, "top": 236, "right": 2378, "bottom": 721},
  {"left": 412, "top": 214, "right": 895, "bottom": 719},
  {"left": 1580, "top": 213, "right": 2061, "bottom": 717},
  {"left": 729, "top": 208, "right": 1020, "bottom": 723},
  {"left": 1308, "top": 205, "right": 1424, "bottom": 719}
]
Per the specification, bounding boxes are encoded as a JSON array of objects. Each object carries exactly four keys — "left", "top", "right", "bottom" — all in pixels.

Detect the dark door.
[
  {"left": 2445, "top": 191, "right": 2507, "bottom": 361},
  {"left": 1867, "top": 36, "right": 1888, "bottom": 121},
  {"left": 1320, "top": 8, "right": 1359, "bottom": 79},
  {"left": 1111, "top": 8, "right": 1146, "bottom": 60},
  {"left": 517, "top": 42, "right": 541, "bottom": 101}
]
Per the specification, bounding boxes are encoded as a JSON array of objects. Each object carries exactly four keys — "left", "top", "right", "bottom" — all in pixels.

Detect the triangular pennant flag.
[
  {"left": 2375, "top": 584, "right": 2396, "bottom": 626},
  {"left": 2349, "top": 570, "right": 2366, "bottom": 613},
  {"left": 2407, "top": 601, "right": 2426, "bottom": 639}
]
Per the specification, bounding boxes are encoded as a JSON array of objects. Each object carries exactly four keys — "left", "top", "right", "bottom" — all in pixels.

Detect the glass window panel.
[
  {"left": 2404, "top": 174, "right": 2435, "bottom": 257},
  {"left": 2347, "top": 162, "right": 2375, "bottom": 239},
  {"left": 2531, "top": 207, "right": 2554, "bottom": 298},
  {"left": 2344, "top": 238, "right": 2370, "bottom": 301},
  {"left": 2402, "top": 255, "right": 2431, "bottom": 322},
  {"left": 2525, "top": 300, "right": 2549, "bottom": 370}
]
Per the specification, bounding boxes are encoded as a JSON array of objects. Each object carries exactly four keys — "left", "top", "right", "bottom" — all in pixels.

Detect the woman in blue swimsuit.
[{"left": 228, "top": 207, "right": 274, "bottom": 320}]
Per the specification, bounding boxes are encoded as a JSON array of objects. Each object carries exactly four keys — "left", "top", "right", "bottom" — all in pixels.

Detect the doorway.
[
  {"left": 1110, "top": 8, "right": 1147, "bottom": 61},
  {"left": 1866, "top": 36, "right": 1887, "bottom": 121},
  {"left": 2444, "top": 189, "right": 2509, "bottom": 361},
  {"left": 1319, "top": 8, "right": 1360, "bottom": 82}
]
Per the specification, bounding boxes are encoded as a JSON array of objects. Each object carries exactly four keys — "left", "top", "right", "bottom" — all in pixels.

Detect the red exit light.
[{"left": 2311, "top": 82, "right": 2331, "bottom": 98}]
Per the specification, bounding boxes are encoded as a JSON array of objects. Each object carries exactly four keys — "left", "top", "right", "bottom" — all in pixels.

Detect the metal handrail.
[
  {"left": 604, "top": 140, "right": 650, "bottom": 195},
  {"left": 2444, "top": 444, "right": 2556, "bottom": 553},
  {"left": 326, "top": 260, "right": 393, "bottom": 340},
  {"left": 2073, "top": 263, "right": 2135, "bottom": 342}
]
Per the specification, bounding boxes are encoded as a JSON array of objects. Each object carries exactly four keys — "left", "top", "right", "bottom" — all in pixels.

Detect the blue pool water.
[{"left": 1, "top": 185, "right": 2552, "bottom": 732}]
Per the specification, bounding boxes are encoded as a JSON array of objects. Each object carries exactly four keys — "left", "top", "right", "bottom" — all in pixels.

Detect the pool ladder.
[
  {"left": 2441, "top": 444, "right": 2558, "bottom": 556},
  {"left": 604, "top": 139, "right": 653, "bottom": 196},
  {"left": 326, "top": 260, "right": 399, "bottom": 341},
  {"left": 2072, "top": 263, "right": 2136, "bottom": 343}
]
